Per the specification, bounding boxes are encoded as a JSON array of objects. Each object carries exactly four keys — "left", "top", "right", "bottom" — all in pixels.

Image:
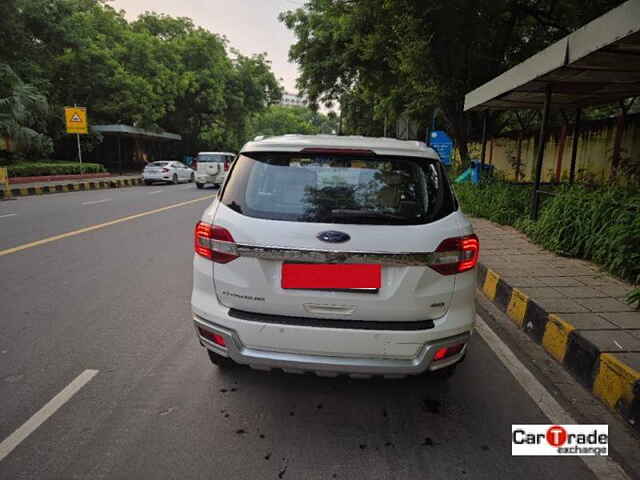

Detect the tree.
[
  {"left": 0, "top": 64, "right": 53, "bottom": 158},
  {"left": 246, "top": 105, "right": 338, "bottom": 140},
  {"left": 280, "top": 0, "right": 626, "bottom": 166}
]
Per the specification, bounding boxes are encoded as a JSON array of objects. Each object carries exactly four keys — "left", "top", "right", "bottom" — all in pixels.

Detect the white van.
[
  {"left": 194, "top": 152, "right": 235, "bottom": 189},
  {"left": 192, "top": 135, "right": 477, "bottom": 379}
]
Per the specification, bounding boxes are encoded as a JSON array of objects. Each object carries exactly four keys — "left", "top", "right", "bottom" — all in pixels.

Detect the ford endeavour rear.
[{"left": 191, "top": 135, "right": 477, "bottom": 378}]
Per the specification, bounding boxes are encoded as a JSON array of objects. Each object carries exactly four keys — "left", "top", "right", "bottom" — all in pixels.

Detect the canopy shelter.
[
  {"left": 464, "top": 0, "right": 640, "bottom": 218},
  {"left": 90, "top": 125, "right": 182, "bottom": 174}
]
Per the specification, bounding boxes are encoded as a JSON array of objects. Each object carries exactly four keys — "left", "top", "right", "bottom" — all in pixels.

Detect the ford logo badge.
[{"left": 317, "top": 231, "right": 350, "bottom": 243}]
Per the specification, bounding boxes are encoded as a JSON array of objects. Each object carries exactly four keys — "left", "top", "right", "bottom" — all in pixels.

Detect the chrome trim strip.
[{"left": 207, "top": 239, "right": 437, "bottom": 266}]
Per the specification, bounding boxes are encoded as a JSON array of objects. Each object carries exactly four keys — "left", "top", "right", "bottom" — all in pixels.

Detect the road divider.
[
  {"left": 0, "top": 194, "right": 216, "bottom": 257},
  {"left": 0, "top": 177, "right": 143, "bottom": 199},
  {"left": 0, "top": 369, "right": 99, "bottom": 462}
]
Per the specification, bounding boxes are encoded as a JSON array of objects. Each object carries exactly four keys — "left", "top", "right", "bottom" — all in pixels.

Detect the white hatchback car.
[
  {"left": 194, "top": 152, "right": 235, "bottom": 189},
  {"left": 192, "top": 135, "right": 477, "bottom": 379},
  {"left": 143, "top": 161, "right": 194, "bottom": 185}
]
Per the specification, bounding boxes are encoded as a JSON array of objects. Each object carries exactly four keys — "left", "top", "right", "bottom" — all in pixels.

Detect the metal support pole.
[
  {"left": 480, "top": 110, "right": 488, "bottom": 166},
  {"left": 569, "top": 108, "right": 581, "bottom": 184},
  {"left": 76, "top": 133, "right": 83, "bottom": 175},
  {"left": 531, "top": 85, "right": 552, "bottom": 220},
  {"left": 118, "top": 135, "right": 122, "bottom": 176}
]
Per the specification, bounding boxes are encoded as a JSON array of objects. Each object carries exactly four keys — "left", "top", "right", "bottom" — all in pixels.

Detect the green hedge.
[
  {"left": 454, "top": 181, "right": 640, "bottom": 293},
  {"left": 8, "top": 162, "right": 106, "bottom": 177},
  {"left": 454, "top": 180, "right": 530, "bottom": 226}
]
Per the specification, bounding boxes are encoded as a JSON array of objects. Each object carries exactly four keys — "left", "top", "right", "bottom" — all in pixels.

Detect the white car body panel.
[{"left": 191, "top": 135, "right": 477, "bottom": 377}]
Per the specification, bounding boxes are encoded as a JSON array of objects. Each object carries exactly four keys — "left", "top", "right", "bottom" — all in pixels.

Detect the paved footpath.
[{"left": 472, "top": 218, "right": 640, "bottom": 431}]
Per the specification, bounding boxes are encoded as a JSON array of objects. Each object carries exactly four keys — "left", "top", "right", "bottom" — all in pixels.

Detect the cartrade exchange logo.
[{"left": 512, "top": 425, "right": 608, "bottom": 456}]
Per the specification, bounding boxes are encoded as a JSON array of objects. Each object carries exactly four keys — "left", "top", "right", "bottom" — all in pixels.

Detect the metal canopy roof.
[
  {"left": 91, "top": 124, "right": 181, "bottom": 141},
  {"left": 464, "top": 0, "right": 640, "bottom": 111}
]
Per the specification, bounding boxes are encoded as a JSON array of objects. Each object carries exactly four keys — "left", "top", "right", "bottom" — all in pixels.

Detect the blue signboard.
[{"left": 429, "top": 130, "right": 453, "bottom": 165}]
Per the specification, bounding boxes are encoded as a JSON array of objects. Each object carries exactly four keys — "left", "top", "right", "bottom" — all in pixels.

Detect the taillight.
[
  {"left": 194, "top": 221, "right": 238, "bottom": 263},
  {"left": 224, "top": 160, "right": 229, "bottom": 172},
  {"left": 161, "top": 168, "right": 169, "bottom": 172},
  {"left": 428, "top": 234, "right": 479, "bottom": 275},
  {"left": 198, "top": 328, "right": 226, "bottom": 347},
  {"left": 433, "top": 343, "right": 465, "bottom": 361}
]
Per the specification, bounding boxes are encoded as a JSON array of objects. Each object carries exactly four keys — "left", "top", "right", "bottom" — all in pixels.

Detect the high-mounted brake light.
[
  {"left": 428, "top": 234, "right": 479, "bottom": 275},
  {"left": 194, "top": 221, "right": 238, "bottom": 263},
  {"left": 300, "top": 148, "right": 375, "bottom": 155}
]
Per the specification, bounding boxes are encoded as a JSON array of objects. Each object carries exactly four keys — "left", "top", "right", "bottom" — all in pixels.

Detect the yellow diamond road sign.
[{"left": 65, "top": 107, "right": 88, "bottom": 134}]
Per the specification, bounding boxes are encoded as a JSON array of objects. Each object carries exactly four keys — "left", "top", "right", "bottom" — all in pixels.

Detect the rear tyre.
[
  {"left": 144, "top": 180, "right": 152, "bottom": 185},
  {"left": 207, "top": 349, "right": 236, "bottom": 369},
  {"left": 196, "top": 182, "right": 204, "bottom": 189},
  {"left": 190, "top": 172, "right": 195, "bottom": 183},
  {"left": 172, "top": 173, "right": 178, "bottom": 184}
]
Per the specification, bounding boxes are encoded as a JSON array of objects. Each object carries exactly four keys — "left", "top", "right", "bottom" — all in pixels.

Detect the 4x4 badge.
[{"left": 317, "top": 231, "right": 350, "bottom": 243}]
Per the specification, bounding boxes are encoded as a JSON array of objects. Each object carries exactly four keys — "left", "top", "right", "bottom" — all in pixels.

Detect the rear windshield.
[
  {"left": 148, "top": 161, "right": 169, "bottom": 167},
  {"left": 220, "top": 152, "right": 457, "bottom": 225},
  {"left": 197, "top": 154, "right": 227, "bottom": 163}
]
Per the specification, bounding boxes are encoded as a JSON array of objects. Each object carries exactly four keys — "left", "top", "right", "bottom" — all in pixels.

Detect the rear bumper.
[
  {"left": 195, "top": 173, "right": 222, "bottom": 184},
  {"left": 193, "top": 311, "right": 469, "bottom": 377}
]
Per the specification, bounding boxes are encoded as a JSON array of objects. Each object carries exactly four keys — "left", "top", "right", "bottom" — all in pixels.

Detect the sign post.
[
  {"left": 429, "top": 130, "right": 454, "bottom": 166},
  {"left": 64, "top": 106, "right": 88, "bottom": 174}
]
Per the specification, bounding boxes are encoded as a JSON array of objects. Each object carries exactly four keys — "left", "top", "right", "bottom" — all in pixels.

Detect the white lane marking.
[
  {"left": 81, "top": 198, "right": 112, "bottom": 206},
  {"left": 475, "top": 316, "right": 629, "bottom": 480},
  {"left": 147, "top": 190, "right": 163, "bottom": 195},
  {"left": 0, "top": 369, "right": 99, "bottom": 463},
  {"left": 0, "top": 213, "right": 17, "bottom": 219}
]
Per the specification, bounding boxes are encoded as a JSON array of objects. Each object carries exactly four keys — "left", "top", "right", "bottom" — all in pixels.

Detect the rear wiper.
[{"left": 330, "top": 209, "right": 407, "bottom": 221}]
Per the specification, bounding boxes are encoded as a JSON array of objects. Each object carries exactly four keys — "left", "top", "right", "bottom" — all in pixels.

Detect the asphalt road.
[{"left": 0, "top": 184, "right": 624, "bottom": 479}]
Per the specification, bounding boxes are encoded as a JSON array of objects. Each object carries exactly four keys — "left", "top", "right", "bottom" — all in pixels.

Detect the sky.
[{"left": 108, "top": 0, "right": 303, "bottom": 93}]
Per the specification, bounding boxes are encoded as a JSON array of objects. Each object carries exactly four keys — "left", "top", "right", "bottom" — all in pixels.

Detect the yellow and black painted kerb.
[
  {"left": 477, "top": 263, "right": 640, "bottom": 431},
  {"left": 0, "top": 178, "right": 143, "bottom": 198}
]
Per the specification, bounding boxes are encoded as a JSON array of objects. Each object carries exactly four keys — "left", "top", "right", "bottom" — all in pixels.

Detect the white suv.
[{"left": 191, "top": 135, "right": 477, "bottom": 379}]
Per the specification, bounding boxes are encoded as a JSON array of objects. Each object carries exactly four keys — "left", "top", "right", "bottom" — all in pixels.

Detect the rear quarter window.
[{"left": 220, "top": 152, "right": 457, "bottom": 225}]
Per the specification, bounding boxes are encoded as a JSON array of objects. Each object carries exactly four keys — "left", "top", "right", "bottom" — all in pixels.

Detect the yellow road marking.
[
  {"left": 482, "top": 269, "right": 499, "bottom": 300},
  {"left": 0, "top": 194, "right": 216, "bottom": 257},
  {"left": 593, "top": 353, "right": 640, "bottom": 410},
  {"left": 506, "top": 288, "right": 528, "bottom": 327},
  {"left": 542, "top": 314, "right": 574, "bottom": 362}
]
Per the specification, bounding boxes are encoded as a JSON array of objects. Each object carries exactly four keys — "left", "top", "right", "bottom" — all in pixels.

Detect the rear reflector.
[
  {"left": 428, "top": 234, "right": 479, "bottom": 275},
  {"left": 194, "top": 222, "right": 238, "bottom": 263},
  {"left": 198, "top": 328, "right": 226, "bottom": 347},
  {"left": 433, "top": 343, "right": 465, "bottom": 361},
  {"left": 282, "top": 263, "right": 381, "bottom": 290}
]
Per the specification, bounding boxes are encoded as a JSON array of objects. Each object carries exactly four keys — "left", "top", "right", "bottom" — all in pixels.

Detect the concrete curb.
[
  {"left": 477, "top": 262, "right": 640, "bottom": 432},
  {"left": 0, "top": 178, "right": 143, "bottom": 198}
]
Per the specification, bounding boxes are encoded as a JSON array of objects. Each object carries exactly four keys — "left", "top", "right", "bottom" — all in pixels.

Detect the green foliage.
[
  {"left": 281, "top": 0, "right": 625, "bottom": 163},
  {"left": 8, "top": 162, "right": 106, "bottom": 177},
  {"left": 626, "top": 288, "right": 640, "bottom": 309},
  {"left": 521, "top": 186, "right": 640, "bottom": 285},
  {"left": 455, "top": 181, "right": 640, "bottom": 289},
  {"left": 0, "top": 64, "right": 53, "bottom": 157},
  {"left": 3, "top": 1, "right": 281, "bottom": 156},
  {"left": 246, "top": 105, "right": 338, "bottom": 139},
  {"left": 454, "top": 180, "right": 530, "bottom": 226}
]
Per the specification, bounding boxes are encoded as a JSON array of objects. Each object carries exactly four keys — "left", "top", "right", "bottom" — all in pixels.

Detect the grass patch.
[{"left": 454, "top": 180, "right": 640, "bottom": 290}]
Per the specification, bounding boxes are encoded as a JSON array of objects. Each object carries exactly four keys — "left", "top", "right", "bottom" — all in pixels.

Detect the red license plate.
[{"left": 281, "top": 263, "right": 381, "bottom": 289}]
